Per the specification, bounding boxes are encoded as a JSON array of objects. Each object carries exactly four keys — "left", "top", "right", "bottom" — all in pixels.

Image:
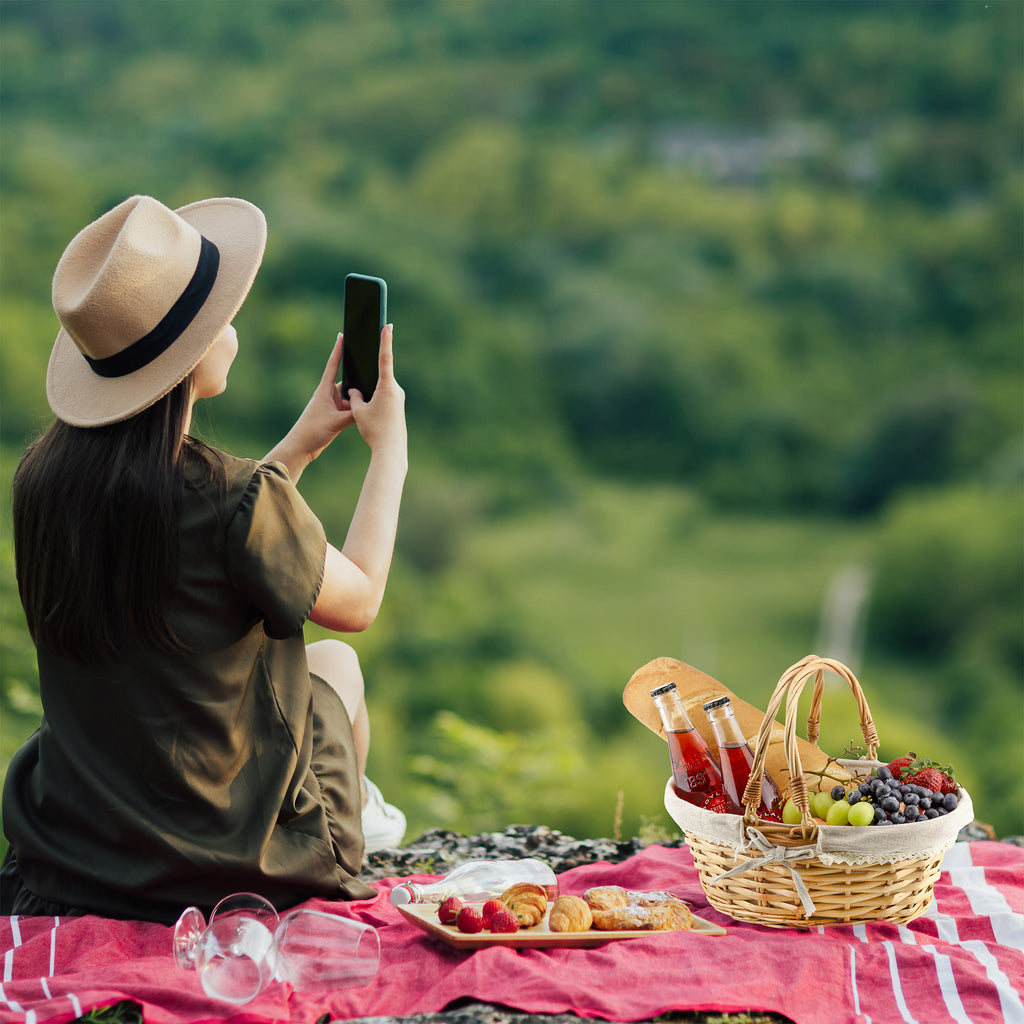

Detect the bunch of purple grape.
[{"left": 835, "top": 764, "right": 959, "bottom": 826}]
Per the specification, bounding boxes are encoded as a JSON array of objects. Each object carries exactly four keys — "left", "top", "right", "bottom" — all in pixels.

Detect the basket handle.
[{"left": 742, "top": 655, "right": 880, "bottom": 831}]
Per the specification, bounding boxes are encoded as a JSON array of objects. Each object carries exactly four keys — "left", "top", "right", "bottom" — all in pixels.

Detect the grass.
[
  {"left": 383, "top": 476, "right": 1003, "bottom": 838},
  {"left": 445, "top": 481, "right": 961, "bottom": 815},
  {"left": 459, "top": 480, "right": 875, "bottom": 704},
  {"left": 73, "top": 1005, "right": 144, "bottom": 1024}
]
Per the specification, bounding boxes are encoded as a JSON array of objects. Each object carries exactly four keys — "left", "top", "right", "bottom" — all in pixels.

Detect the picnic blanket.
[{"left": 2, "top": 840, "right": 1021, "bottom": 1024}]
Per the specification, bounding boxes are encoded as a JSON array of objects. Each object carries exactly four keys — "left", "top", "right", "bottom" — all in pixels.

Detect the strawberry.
[
  {"left": 905, "top": 758, "right": 956, "bottom": 795},
  {"left": 903, "top": 766, "right": 946, "bottom": 793},
  {"left": 438, "top": 896, "right": 463, "bottom": 925},
  {"left": 481, "top": 898, "right": 505, "bottom": 927},
  {"left": 886, "top": 752, "right": 917, "bottom": 781},
  {"left": 489, "top": 908, "right": 521, "bottom": 934},
  {"left": 456, "top": 906, "right": 484, "bottom": 933}
]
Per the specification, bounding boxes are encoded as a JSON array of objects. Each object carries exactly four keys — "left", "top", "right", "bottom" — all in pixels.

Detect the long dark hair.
[{"left": 13, "top": 377, "right": 201, "bottom": 663}]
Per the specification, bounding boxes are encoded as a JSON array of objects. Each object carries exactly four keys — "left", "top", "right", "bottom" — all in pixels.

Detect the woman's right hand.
[{"left": 346, "top": 324, "right": 407, "bottom": 468}]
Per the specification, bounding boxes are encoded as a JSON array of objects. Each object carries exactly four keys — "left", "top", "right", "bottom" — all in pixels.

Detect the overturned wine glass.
[{"left": 173, "top": 892, "right": 380, "bottom": 1005}]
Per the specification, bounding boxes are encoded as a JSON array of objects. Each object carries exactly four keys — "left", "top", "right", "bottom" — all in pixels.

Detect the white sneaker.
[{"left": 361, "top": 778, "right": 406, "bottom": 852}]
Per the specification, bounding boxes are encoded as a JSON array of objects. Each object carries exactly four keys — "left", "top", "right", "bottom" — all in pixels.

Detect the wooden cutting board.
[{"left": 397, "top": 901, "right": 726, "bottom": 949}]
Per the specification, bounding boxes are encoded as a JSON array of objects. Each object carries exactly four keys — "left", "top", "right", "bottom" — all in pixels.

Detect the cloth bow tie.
[{"left": 707, "top": 825, "right": 819, "bottom": 917}]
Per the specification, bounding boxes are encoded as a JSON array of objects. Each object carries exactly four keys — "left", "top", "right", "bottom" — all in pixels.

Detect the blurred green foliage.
[{"left": 1, "top": 0, "right": 1021, "bottom": 843}]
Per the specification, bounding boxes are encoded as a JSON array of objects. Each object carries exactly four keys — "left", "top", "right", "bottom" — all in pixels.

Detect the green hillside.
[{"left": 1, "top": 0, "right": 1021, "bottom": 841}]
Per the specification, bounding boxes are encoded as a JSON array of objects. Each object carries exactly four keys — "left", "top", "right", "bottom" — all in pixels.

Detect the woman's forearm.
[
  {"left": 309, "top": 444, "right": 407, "bottom": 632},
  {"left": 263, "top": 430, "right": 314, "bottom": 484},
  {"left": 342, "top": 446, "right": 407, "bottom": 599},
  {"left": 264, "top": 333, "right": 355, "bottom": 484}
]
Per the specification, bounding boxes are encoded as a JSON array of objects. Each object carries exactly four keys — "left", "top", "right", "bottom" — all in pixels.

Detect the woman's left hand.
[{"left": 263, "top": 333, "right": 356, "bottom": 481}]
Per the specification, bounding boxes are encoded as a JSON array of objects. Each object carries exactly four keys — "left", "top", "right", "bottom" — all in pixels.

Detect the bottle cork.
[{"left": 624, "top": 656, "right": 851, "bottom": 796}]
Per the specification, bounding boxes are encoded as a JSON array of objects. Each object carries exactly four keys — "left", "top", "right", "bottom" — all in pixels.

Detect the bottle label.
[{"left": 702, "top": 791, "right": 729, "bottom": 813}]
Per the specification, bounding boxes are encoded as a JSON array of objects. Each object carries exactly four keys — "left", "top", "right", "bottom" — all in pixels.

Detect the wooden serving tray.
[{"left": 396, "top": 901, "right": 726, "bottom": 949}]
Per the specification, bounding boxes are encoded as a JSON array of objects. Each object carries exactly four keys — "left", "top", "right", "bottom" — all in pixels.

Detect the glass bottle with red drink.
[
  {"left": 650, "top": 683, "right": 728, "bottom": 813},
  {"left": 702, "top": 696, "right": 784, "bottom": 821}
]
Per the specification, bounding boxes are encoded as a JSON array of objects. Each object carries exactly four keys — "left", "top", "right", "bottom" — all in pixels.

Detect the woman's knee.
[
  {"left": 307, "top": 637, "right": 360, "bottom": 675},
  {"left": 306, "top": 639, "right": 364, "bottom": 720}
]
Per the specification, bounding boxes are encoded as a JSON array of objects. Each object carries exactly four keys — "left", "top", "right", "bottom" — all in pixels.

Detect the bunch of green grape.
[{"left": 782, "top": 787, "right": 874, "bottom": 826}]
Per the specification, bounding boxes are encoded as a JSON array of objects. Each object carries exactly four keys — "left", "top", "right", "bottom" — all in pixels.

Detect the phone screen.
[{"left": 341, "top": 273, "right": 387, "bottom": 400}]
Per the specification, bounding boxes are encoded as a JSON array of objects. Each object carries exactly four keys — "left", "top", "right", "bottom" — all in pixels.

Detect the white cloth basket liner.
[{"left": 664, "top": 759, "right": 974, "bottom": 867}]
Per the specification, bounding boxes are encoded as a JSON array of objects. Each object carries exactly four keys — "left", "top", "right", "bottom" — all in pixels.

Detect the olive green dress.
[{"left": 1, "top": 446, "right": 375, "bottom": 924}]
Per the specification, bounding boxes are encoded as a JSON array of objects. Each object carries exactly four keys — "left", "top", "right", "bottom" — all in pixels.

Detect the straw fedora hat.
[{"left": 47, "top": 194, "right": 267, "bottom": 426}]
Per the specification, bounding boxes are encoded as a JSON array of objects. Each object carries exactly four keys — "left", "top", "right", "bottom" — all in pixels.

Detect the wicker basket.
[{"left": 664, "top": 655, "right": 973, "bottom": 929}]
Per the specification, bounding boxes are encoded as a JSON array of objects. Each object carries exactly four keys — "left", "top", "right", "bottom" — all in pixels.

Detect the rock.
[
  {"left": 362, "top": 824, "right": 682, "bottom": 883},
  {"left": 365, "top": 820, "right": 1018, "bottom": 883},
  {"left": 958, "top": 820, "right": 1023, "bottom": 846}
]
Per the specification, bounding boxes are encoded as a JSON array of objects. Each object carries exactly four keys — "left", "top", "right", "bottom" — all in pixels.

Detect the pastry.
[
  {"left": 583, "top": 886, "right": 689, "bottom": 912},
  {"left": 592, "top": 905, "right": 659, "bottom": 930},
  {"left": 582, "top": 885, "right": 631, "bottom": 911},
  {"left": 627, "top": 890, "right": 689, "bottom": 909},
  {"left": 658, "top": 901, "right": 694, "bottom": 930},
  {"left": 548, "top": 895, "right": 593, "bottom": 932},
  {"left": 500, "top": 882, "right": 547, "bottom": 927},
  {"left": 582, "top": 886, "right": 694, "bottom": 932},
  {"left": 591, "top": 903, "right": 693, "bottom": 931}
]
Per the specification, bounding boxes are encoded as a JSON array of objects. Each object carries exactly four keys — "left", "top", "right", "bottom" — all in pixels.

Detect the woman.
[{"left": 1, "top": 195, "right": 407, "bottom": 924}]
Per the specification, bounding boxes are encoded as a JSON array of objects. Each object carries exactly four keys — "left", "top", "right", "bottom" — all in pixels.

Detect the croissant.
[
  {"left": 548, "top": 895, "right": 593, "bottom": 932},
  {"left": 501, "top": 882, "right": 547, "bottom": 927}
]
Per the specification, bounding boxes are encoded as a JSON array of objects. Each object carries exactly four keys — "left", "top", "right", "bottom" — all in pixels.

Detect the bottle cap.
[
  {"left": 389, "top": 885, "right": 414, "bottom": 906},
  {"left": 702, "top": 696, "right": 731, "bottom": 711},
  {"left": 649, "top": 682, "right": 678, "bottom": 697}
]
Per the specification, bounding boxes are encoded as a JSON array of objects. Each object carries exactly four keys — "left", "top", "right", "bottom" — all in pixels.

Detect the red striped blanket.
[{"left": 2, "top": 840, "right": 1021, "bottom": 1024}]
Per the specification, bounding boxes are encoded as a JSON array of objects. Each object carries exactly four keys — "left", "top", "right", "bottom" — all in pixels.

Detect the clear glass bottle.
[
  {"left": 702, "top": 696, "right": 783, "bottom": 820},
  {"left": 389, "top": 857, "right": 557, "bottom": 905},
  {"left": 650, "top": 682, "right": 728, "bottom": 813}
]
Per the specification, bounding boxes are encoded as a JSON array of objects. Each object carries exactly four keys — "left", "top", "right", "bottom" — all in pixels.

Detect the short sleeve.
[{"left": 225, "top": 462, "right": 327, "bottom": 639}]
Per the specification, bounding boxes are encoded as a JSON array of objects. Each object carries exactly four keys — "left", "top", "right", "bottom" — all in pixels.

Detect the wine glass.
[
  {"left": 274, "top": 908, "right": 380, "bottom": 990},
  {"left": 173, "top": 892, "right": 280, "bottom": 1005}
]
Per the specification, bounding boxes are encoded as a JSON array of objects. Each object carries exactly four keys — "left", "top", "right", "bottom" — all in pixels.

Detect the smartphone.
[{"left": 341, "top": 273, "right": 387, "bottom": 401}]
